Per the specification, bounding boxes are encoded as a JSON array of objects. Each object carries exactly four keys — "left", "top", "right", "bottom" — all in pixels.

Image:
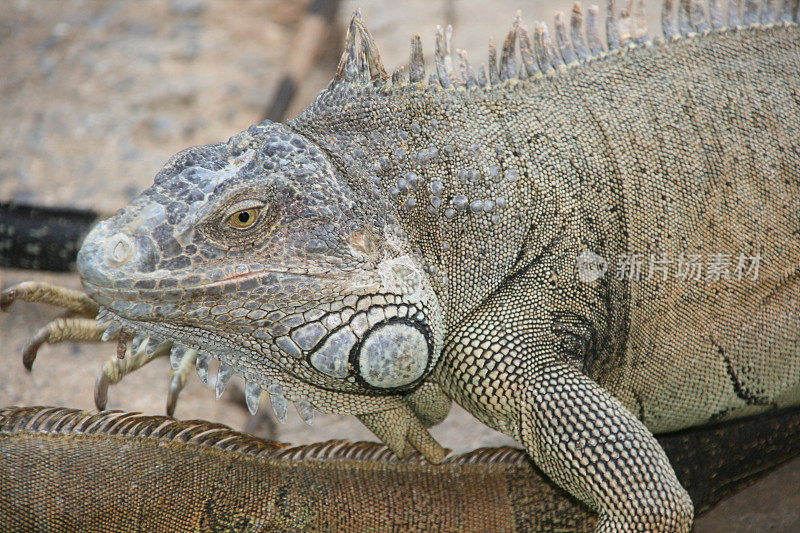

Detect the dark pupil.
[{"left": 237, "top": 211, "right": 251, "bottom": 224}]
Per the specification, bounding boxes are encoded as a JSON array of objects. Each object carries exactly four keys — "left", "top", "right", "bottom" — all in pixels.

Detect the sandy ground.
[{"left": 1, "top": 1, "right": 798, "bottom": 530}]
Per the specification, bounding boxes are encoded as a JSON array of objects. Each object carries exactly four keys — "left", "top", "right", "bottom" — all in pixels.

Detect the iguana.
[
  {"left": 4, "top": 0, "right": 800, "bottom": 530},
  {"left": 2, "top": 404, "right": 800, "bottom": 531}
]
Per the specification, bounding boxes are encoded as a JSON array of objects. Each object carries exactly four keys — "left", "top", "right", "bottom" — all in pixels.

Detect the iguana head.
[
  {"left": 77, "top": 118, "right": 444, "bottom": 416},
  {"left": 75, "top": 8, "right": 537, "bottom": 425}
]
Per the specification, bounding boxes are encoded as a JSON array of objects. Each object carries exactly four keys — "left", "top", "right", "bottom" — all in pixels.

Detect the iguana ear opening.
[{"left": 348, "top": 226, "right": 383, "bottom": 260}]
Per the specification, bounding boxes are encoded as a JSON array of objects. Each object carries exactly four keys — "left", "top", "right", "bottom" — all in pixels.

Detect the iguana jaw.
[
  {"left": 88, "top": 298, "right": 448, "bottom": 462},
  {"left": 81, "top": 261, "right": 441, "bottom": 418},
  {"left": 91, "top": 303, "right": 428, "bottom": 423}
]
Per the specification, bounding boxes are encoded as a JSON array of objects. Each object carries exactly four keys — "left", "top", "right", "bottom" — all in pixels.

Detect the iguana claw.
[
  {"left": 166, "top": 348, "right": 197, "bottom": 416},
  {"left": 23, "top": 317, "right": 105, "bottom": 371}
]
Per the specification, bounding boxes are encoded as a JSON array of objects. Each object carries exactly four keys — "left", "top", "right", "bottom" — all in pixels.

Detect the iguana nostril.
[{"left": 106, "top": 234, "right": 135, "bottom": 266}]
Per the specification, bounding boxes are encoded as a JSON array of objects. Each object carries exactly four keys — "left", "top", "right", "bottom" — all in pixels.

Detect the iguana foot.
[
  {"left": 1, "top": 281, "right": 98, "bottom": 316},
  {"left": 2, "top": 281, "right": 104, "bottom": 370},
  {"left": 20, "top": 317, "right": 104, "bottom": 370},
  {"left": 94, "top": 336, "right": 171, "bottom": 409},
  {"left": 357, "top": 404, "right": 446, "bottom": 464},
  {"left": 2, "top": 281, "right": 197, "bottom": 414}
]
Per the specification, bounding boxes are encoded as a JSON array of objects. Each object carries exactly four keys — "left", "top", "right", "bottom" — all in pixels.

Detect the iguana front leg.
[{"left": 438, "top": 267, "right": 693, "bottom": 532}]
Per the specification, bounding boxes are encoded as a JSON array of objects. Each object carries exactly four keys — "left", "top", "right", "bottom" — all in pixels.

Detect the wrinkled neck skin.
[
  {"left": 291, "top": 83, "right": 555, "bottom": 330},
  {"left": 292, "top": 80, "right": 628, "bottom": 394}
]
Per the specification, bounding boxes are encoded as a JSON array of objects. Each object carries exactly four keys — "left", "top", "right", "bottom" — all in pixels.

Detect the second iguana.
[
  {"left": 11, "top": 1, "right": 800, "bottom": 530},
  {"left": 3, "top": 404, "right": 800, "bottom": 531}
]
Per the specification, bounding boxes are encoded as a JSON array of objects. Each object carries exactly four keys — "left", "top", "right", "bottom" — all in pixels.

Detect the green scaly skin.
[{"left": 55, "top": 2, "right": 800, "bottom": 530}]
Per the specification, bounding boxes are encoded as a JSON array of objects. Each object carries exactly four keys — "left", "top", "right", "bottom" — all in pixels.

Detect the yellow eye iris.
[{"left": 228, "top": 208, "right": 260, "bottom": 229}]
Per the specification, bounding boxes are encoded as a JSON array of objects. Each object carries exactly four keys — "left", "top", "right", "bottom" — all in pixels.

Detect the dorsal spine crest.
[{"left": 313, "top": 0, "right": 798, "bottom": 102}]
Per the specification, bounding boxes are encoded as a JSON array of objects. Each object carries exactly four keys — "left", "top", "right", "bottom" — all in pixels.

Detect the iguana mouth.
[{"left": 81, "top": 266, "right": 351, "bottom": 294}]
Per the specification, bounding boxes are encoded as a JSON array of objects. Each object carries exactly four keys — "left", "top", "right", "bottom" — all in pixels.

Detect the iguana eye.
[
  {"left": 222, "top": 200, "right": 265, "bottom": 230},
  {"left": 228, "top": 208, "right": 260, "bottom": 229}
]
